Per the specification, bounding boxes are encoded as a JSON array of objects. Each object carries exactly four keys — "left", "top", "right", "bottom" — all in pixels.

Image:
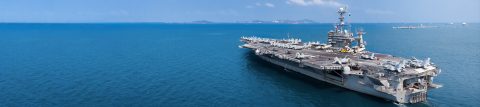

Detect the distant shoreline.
[{"left": 0, "top": 22, "right": 478, "bottom": 24}]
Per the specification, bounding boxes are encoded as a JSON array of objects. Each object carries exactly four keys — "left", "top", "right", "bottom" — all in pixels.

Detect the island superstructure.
[{"left": 239, "top": 7, "right": 442, "bottom": 103}]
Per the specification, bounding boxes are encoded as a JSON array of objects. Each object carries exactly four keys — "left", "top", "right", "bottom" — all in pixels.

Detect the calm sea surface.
[{"left": 0, "top": 23, "right": 478, "bottom": 107}]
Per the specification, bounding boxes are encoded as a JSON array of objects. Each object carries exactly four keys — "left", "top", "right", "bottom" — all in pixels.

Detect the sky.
[{"left": 0, "top": 0, "right": 478, "bottom": 23}]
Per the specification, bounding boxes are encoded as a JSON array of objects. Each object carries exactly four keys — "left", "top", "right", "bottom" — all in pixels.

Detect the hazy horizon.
[
  {"left": 1, "top": 21, "right": 478, "bottom": 24},
  {"left": 0, "top": 0, "right": 479, "bottom": 23}
]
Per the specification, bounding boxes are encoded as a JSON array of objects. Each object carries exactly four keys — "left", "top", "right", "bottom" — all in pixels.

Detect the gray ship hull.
[
  {"left": 240, "top": 7, "right": 439, "bottom": 104},
  {"left": 256, "top": 54, "right": 409, "bottom": 103}
]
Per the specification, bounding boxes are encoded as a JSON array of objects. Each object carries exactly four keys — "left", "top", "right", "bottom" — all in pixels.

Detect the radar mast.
[{"left": 327, "top": 7, "right": 366, "bottom": 53}]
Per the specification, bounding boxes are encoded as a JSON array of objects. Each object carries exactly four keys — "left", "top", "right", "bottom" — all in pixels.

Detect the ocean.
[{"left": 0, "top": 23, "right": 478, "bottom": 107}]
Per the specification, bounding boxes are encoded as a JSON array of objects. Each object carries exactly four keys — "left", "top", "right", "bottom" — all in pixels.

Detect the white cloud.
[
  {"left": 287, "top": 0, "right": 344, "bottom": 7},
  {"left": 265, "top": 3, "right": 275, "bottom": 8},
  {"left": 286, "top": 1, "right": 291, "bottom": 5},
  {"left": 246, "top": 2, "right": 275, "bottom": 8}
]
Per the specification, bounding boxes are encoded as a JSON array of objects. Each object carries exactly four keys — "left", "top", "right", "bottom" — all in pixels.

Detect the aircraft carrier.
[{"left": 239, "top": 7, "right": 442, "bottom": 103}]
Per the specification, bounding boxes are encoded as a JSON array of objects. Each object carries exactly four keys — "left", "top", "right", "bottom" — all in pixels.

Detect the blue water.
[{"left": 0, "top": 23, "right": 478, "bottom": 107}]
